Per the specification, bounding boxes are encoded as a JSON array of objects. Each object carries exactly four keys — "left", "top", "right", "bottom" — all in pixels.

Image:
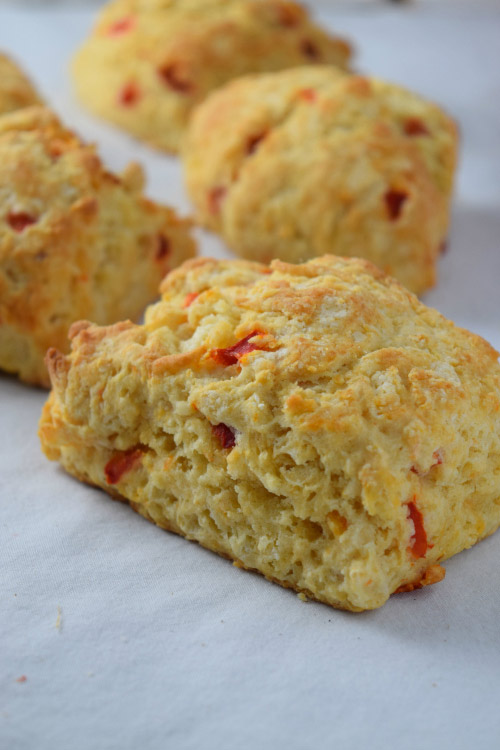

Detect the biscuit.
[
  {"left": 72, "top": 0, "right": 351, "bottom": 153},
  {"left": 183, "top": 67, "right": 458, "bottom": 295},
  {"left": 0, "top": 53, "right": 42, "bottom": 116},
  {"left": 39, "top": 255, "right": 500, "bottom": 612},
  {"left": 0, "top": 106, "right": 195, "bottom": 386}
]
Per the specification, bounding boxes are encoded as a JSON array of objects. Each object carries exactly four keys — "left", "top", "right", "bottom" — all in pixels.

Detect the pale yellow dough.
[
  {"left": 0, "top": 106, "right": 195, "bottom": 386},
  {"left": 72, "top": 0, "right": 351, "bottom": 153},
  {"left": 184, "top": 67, "right": 458, "bottom": 295},
  {"left": 40, "top": 256, "right": 500, "bottom": 611},
  {"left": 0, "top": 53, "right": 42, "bottom": 116}
]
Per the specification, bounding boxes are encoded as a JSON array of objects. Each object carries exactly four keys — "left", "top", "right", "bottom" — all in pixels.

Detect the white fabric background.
[{"left": 1, "top": 3, "right": 500, "bottom": 749}]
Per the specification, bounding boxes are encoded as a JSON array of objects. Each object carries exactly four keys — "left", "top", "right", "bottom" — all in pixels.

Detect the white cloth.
[{"left": 1, "top": 4, "right": 500, "bottom": 750}]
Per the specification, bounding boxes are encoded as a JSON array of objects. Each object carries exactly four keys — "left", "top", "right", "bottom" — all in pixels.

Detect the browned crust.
[{"left": 395, "top": 564, "right": 446, "bottom": 594}]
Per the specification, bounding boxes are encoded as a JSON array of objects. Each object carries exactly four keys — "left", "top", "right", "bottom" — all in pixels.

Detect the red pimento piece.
[
  {"left": 155, "top": 234, "right": 170, "bottom": 260},
  {"left": 119, "top": 82, "right": 141, "bottom": 107},
  {"left": 7, "top": 211, "right": 37, "bottom": 232},
  {"left": 407, "top": 499, "right": 428, "bottom": 559},
  {"left": 298, "top": 88, "right": 317, "bottom": 103},
  {"left": 246, "top": 131, "right": 267, "bottom": 156},
  {"left": 212, "top": 423, "right": 236, "bottom": 450},
  {"left": 47, "top": 140, "right": 67, "bottom": 159},
  {"left": 301, "top": 40, "right": 320, "bottom": 60},
  {"left": 211, "top": 330, "right": 266, "bottom": 366},
  {"left": 106, "top": 16, "right": 135, "bottom": 36},
  {"left": 385, "top": 190, "right": 408, "bottom": 220},
  {"left": 404, "top": 117, "right": 430, "bottom": 137},
  {"left": 275, "top": 4, "right": 302, "bottom": 27},
  {"left": 183, "top": 291, "right": 199, "bottom": 308},
  {"left": 16, "top": 675, "right": 27, "bottom": 683},
  {"left": 207, "top": 186, "right": 227, "bottom": 216},
  {"left": 158, "top": 64, "right": 193, "bottom": 94},
  {"left": 104, "top": 448, "right": 143, "bottom": 485}
]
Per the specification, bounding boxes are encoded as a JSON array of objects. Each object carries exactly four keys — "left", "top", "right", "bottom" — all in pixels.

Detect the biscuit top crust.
[
  {"left": 61, "top": 255, "right": 499, "bottom": 432},
  {"left": 183, "top": 67, "right": 458, "bottom": 294},
  {"left": 0, "top": 53, "right": 42, "bottom": 116},
  {"left": 73, "top": 0, "right": 351, "bottom": 152},
  {"left": 86, "top": 0, "right": 351, "bottom": 102},
  {"left": 92, "top": 0, "right": 351, "bottom": 63},
  {"left": 95, "top": 0, "right": 350, "bottom": 48},
  {"left": 151, "top": 256, "right": 496, "bottom": 380},
  {"left": 0, "top": 106, "right": 144, "bottom": 260},
  {"left": 185, "top": 66, "right": 458, "bottom": 206},
  {"left": 0, "top": 105, "right": 194, "bottom": 385}
]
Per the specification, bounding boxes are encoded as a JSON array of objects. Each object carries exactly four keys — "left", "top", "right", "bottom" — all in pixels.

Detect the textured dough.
[
  {"left": 72, "top": 0, "right": 351, "bottom": 153},
  {"left": 0, "top": 53, "right": 42, "bottom": 116},
  {"left": 40, "top": 255, "right": 500, "bottom": 611},
  {"left": 0, "top": 106, "right": 195, "bottom": 386},
  {"left": 184, "top": 67, "right": 458, "bottom": 295}
]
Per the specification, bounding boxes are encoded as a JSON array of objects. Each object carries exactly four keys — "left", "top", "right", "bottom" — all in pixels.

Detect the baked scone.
[
  {"left": 0, "top": 106, "right": 195, "bottom": 386},
  {"left": 0, "top": 53, "right": 42, "bottom": 116},
  {"left": 72, "top": 0, "right": 351, "bottom": 153},
  {"left": 39, "top": 256, "right": 500, "bottom": 612},
  {"left": 184, "top": 67, "right": 458, "bottom": 295}
]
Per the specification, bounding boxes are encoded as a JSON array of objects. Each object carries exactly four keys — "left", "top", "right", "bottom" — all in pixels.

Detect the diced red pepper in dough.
[
  {"left": 106, "top": 17, "right": 135, "bottom": 36},
  {"left": 183, "top": 291, "right": 199, "bottom": 308},
  {"left": 7, "top": 211, "right": 37, "bottom": 232},
  {"left": 404, "top": 117, "right": 430, "bottom": 137},
  {"left": 212, "top": 423, "right": 236, "bottom": 450},
  {"left": 407, "top": 499, "right": 428, "bottom": 559},
  {"left": 385, "top": 190, "right": 408, "bottom": 220},
  {"left": 207, "top": 186, "right": 227, "bottom": 215},
  {"left": 158, "top": 64, "right": 193, "bottom": 94},
  {"left": 298, "top": 88, "right": 317, "bottom": 103},
  {"left": 155, "top": 234, "right": 170, "bottom": 260},
  {"left": 119, "top": 82, "right": 141, "bottom": 107},
  {"left": 210, "top": 330, "right": 266, "bottom": 366},
  {"left": 105, "top": 448, "right": 143, "bottom": 485}
]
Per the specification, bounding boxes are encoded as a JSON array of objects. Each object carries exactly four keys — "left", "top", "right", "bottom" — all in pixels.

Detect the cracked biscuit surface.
[
  {"left": 72, "top": 0, "right": 351, "bottom": 153},
  {"left": 184, "top": 67, "right": 458, "bottom": 295},
  {"left": 0, "top": 53, "right": 42, "bottom": 116},
  {"left": 0, "top": 106, "right": 195, "bottom": 386},
  {"left": 40, "top": 255, "right": 500, "bottom": 611}
]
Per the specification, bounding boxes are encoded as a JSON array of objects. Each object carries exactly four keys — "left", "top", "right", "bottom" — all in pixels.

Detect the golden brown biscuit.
[
  {"left": 0, "top": 53, "right": 42, "bottom": 116},
  {"left": 72, "top": 0, "right": 351, "bottom": 153},
  {"left": 184, "top": 67, "right": 458, "bottom": 295},
  {"left": 39, "top": 256, "right": 500, "bottom": 612},
  {"left": 0, "top": 106, "right": 195, "bottom": 386}
]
